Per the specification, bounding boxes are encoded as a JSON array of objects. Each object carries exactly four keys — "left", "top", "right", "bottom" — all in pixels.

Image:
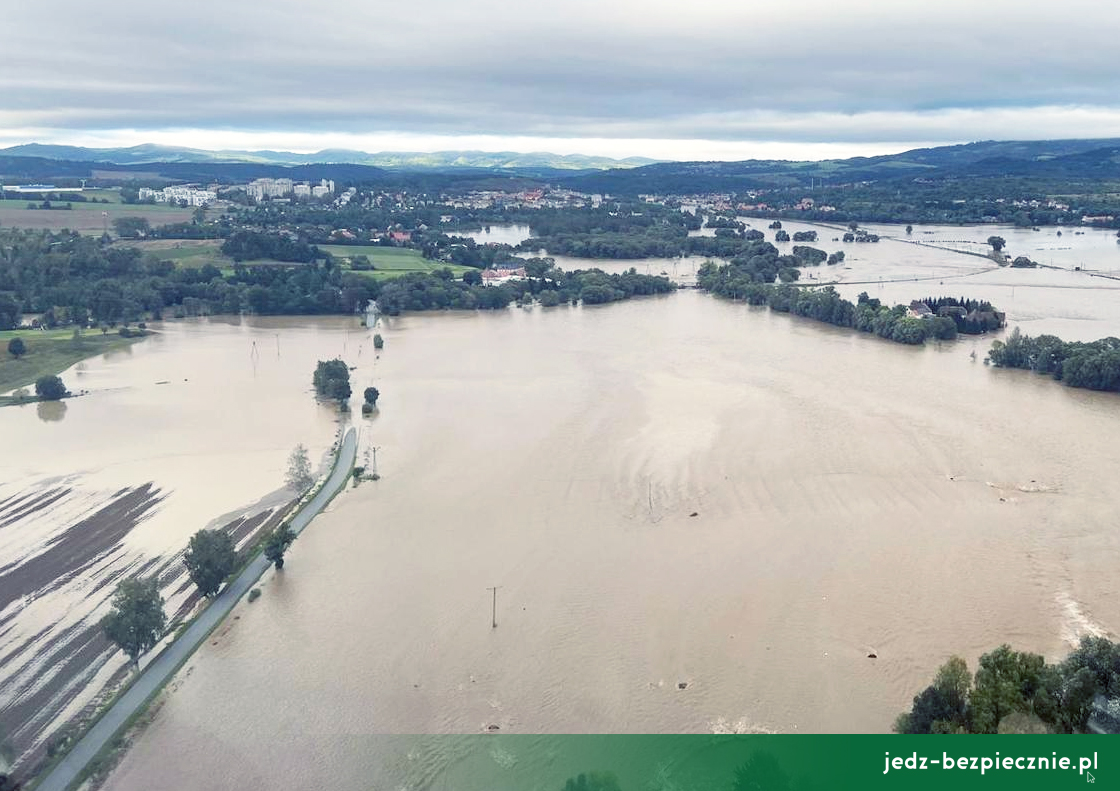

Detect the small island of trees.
[
  {"left": 697, "top": 253, "right": 1005, "bottom": 347},
  {"left": 313, "top": 359, "right": 352, "bottom": 407},
  {"left": 989, "top": 329, "right": 1120, "bottom": 392}
]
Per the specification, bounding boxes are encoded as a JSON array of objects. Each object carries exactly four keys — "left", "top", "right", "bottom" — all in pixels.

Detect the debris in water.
[
  {"left": 689, "top": 512, "right": 699, "bottom": 517},
  {"left": 678, "top": 681, "right": 689, "bottom": 690},
  {"left": 867, "top": 652, "right": 878, "bottom": 659},
  {"left": 487, "top": 724, "right": 500, "bottom": 731}
]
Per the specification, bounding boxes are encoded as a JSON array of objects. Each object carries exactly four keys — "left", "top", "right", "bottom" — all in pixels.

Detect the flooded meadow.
[{"left": 2, "top": 222, "right": 1119, "bottom": 788}]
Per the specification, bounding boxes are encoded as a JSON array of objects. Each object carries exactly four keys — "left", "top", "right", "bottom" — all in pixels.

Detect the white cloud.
[{"left": 4, "top": 0, "right": 1120, "bottom": 157}]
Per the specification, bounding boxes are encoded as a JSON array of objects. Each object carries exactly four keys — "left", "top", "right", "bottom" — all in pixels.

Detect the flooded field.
[
  {"left": 101, "top": 280, "right": 1120, "bottom": 789},
  {"left": 0, "top": 317, "right": 380, "bottom": 769},
  {"left": 5, "top": 222, "right": 1120, "bottom": 788},
  {"left": 754, "top": 219, "right": 1120, "bottom": 341}
]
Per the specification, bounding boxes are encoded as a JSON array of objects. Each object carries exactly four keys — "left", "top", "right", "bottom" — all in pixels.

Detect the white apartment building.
[{"left": 138, "top": 186, "right": 217, "bottom": 206}]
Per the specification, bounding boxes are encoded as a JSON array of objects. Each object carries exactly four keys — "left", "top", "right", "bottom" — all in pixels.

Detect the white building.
[{"left": 138, "top": 185, "right": 217, "bottom": 206}]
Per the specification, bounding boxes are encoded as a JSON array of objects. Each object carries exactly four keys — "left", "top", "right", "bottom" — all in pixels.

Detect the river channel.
[{"left": 99, "top": 280, "right": 1120, "bottom": 789}]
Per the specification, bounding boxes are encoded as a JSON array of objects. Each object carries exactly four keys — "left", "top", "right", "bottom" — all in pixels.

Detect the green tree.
[
  {"left": 987, "top": 235, "right": 1006, "bottom": 253},
  {"left": 1059, "top": 666, "right": 1099, "bottom": 732},
  {"left": 99, "top": 576, "right": 166, "bottom": 668},
  {"left": 969, "top": 644, "right": 1053, "bottom": 733},
  {"left": 461, "top": 269, "right": 482, "bottom": 286},
  {"left": 183, "top": 529, "right": 237, "bottom": 597},
  {"left": 112, "top": 216, "right": 151, "bottom": 238},
  {"left": 263, "top": 522, "right": 296, "bottom": 570},
  {"left": 34, "top": 375, "right": 66, "bottom": 400},
  {"left": 895, "top": 655, "right": 971, "bottom": 733},
  {"left": 524, "top": 258, "right": 551, "bottom": 279},
  {"left": 313, "top": 358, "right": 350, "bottom": 407},
  {"left": 905, "top": 224, "right": 913, "bottom": 235},
  {"left": 7, "top": 337, "right": 25, "bottom": 359},
  {"left": 373, "top": 333, "right": 385, "bottom": 350},
  {"left": 285, "top": 444, "right": 314, "bottom": 492},
  {"left": 0, "top": 294, "right": 22, "bottom": 330},
  {"left": 0, "top": 774, "right": 22, "bottom": 791},
  {"left": 328, "top": 377, "right": 352, "bottom": 404},
  {"left": 363, "top": 386, "right": 379, "bottom": 406}
]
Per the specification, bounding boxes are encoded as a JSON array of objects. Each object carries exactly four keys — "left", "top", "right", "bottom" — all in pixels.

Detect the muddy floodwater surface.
[
  {"left": 99, "top": 278, "right": 1120, "bottom": 789},
  {"left": 3, "top": 223, "right": 1120, "bottom": 789}
]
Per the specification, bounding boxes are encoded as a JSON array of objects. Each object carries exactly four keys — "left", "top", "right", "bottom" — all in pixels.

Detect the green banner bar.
[{"left": 355, "top": 735, "right": 1115, "bottom": 790}]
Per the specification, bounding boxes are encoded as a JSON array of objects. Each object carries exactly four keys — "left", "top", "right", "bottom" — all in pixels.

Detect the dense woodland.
[
  {"left": 0, "top": 228, "right": 674, "bottom": 329},
  {"left": 988, "top": 328, "right": 1120, "bottom": 392},
  {"left": 375, "top": 263, "right": 674, "bottom": 314},
  {"left": 0, "top": 228, "right": 377, "bottom": 325},
  {"left": 697, "top": 256, "right": 977, "bottom": 346},
  {"left": 896, "top": 636, "right": 1120, "bottom": 734}
]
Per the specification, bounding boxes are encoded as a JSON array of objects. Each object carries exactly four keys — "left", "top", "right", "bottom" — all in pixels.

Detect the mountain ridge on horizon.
[
  {"left": 3, "top": 137, "right": 1120, "bottom": 192},
  {"left": 0, "top": 142, "right": 661, "bottom": 171}
]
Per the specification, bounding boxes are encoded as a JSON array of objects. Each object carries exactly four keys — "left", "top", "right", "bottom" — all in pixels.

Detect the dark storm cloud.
[{"left": 6, "top": 0, "right": 1120, "bottom": 144}]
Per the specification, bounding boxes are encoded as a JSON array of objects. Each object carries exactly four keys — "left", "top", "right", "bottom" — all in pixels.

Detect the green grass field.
[
  {"left": 0, "top": 328, "right": 146, "bottom": 395},
  {"left": 0, "top": 202, "right": 196, "bottom": 233},
  {"left": 116, "top": 239, "right": 226, "bottom": 267},
  {"left": 320, "top": 245, "right": 471, "bottom": 277}
]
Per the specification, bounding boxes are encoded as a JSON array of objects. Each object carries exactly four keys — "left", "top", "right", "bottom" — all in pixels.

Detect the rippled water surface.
[{"left": 95, "top": 273, "right": 1120, "bottom": 789}]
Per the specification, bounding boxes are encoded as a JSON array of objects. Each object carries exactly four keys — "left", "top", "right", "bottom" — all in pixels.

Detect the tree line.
[
  {"left": 895, "top": 637, "right": 1120, "bottom": 733},
  {"left": 98, "top": 443, "right": 319, "bottom": 670},
  {"left": 374, "top": 262, "right": 675, "bottom": 315},
  {"left": 698, "top": 259, "right": 969, "bottom": 346},
  {"left": 988, "top": 328, "right": 1120, "bottom": 392},
  {"left": 0, "top": 228, "right": 376, "bottom": 327}
]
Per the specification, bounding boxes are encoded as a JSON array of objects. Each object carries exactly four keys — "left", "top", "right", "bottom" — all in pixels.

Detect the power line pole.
[{"left": 487, "top": 585, "right": 500, "bottom": 628}]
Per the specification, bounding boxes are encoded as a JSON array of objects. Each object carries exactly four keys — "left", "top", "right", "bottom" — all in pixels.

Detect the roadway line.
[{"left": 32, "top": 427, "right": 358, "bottom": 791}]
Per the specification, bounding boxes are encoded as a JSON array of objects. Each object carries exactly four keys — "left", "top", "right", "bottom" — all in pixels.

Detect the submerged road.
[{"left": 34, "top": 427, "right": 358, "bottom": 791}]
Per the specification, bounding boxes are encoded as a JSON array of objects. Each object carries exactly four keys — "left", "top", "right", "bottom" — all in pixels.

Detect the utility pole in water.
[{"left": 487, "top": 586, "right": 500, "bottom": 628}]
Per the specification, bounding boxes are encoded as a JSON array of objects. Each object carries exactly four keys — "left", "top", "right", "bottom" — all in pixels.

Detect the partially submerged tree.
[
  {"left": 313, "top": 358, "right": 351, "bottom": 407},
  {"left": 285, "top": 444, "right": 314, "bottom": 493},
  {"left": 99, "top": 576, "right": 166, "bottom": 668},
  {"left": 183, "top": 529, "right": 237, "bottom": 597},
  {"left": 263, "top": 522, "right": 296, "bottom": 570},
  {"left": 34, "top": 375, "right": 66, "bottom": 400}
]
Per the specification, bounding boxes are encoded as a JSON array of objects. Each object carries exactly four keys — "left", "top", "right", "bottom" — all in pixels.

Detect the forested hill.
[
  {"left": 0, "top": 155, "right": 544, "bottom": 191},
  {"left": 4, "top": 137, "right": 1120, "bottom": 193},
  {"left": 561, "top": 139, "right": 1120, "bottom": 195}
]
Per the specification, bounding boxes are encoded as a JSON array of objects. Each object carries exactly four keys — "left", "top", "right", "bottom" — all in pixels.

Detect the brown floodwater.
[
  {"left": 0, "top": 316, "right": 375, "bottom": 768},
  {"left": 100, "top": 285, "right": 1120, "bottom": 791}
]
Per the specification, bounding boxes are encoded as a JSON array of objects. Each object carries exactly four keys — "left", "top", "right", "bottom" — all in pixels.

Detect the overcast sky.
[{"left": 6, "top": 0, "right": 1120, "bottom": 161}]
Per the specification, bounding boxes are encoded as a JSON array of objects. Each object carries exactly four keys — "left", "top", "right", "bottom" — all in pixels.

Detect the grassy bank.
[
  {"left": 0, "top": 328, "right": 148, "bottom": 395},
  {"left": 320, "top": 244, "right": 471, "bottom": 278}
]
